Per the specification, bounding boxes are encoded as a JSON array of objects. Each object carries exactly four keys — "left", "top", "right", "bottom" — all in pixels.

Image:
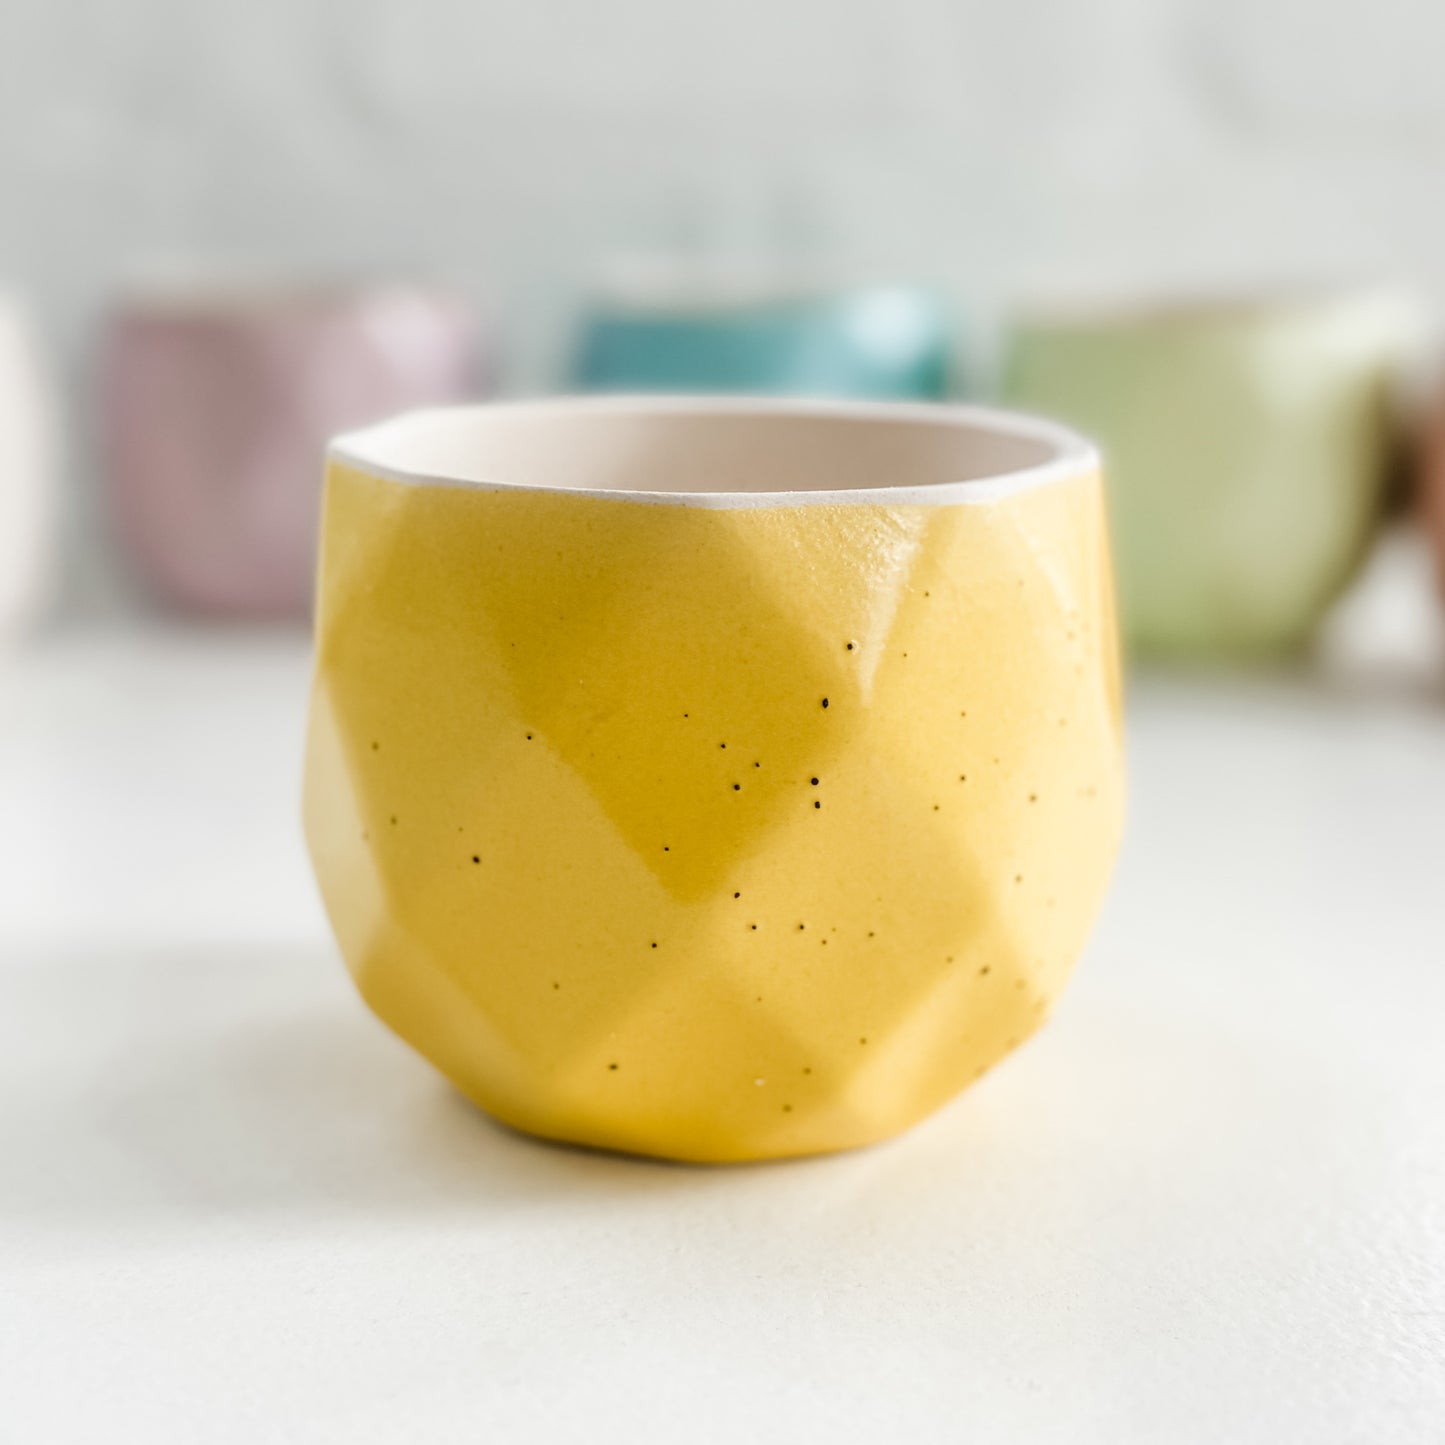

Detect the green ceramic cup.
[{"left": 1002, "top": 290, "right": 1416, "bottom": 657}]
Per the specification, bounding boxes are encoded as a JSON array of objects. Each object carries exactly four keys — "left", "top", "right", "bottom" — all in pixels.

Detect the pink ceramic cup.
[{"left": 101, "top": 284, "right": 486, "bottom": 618}]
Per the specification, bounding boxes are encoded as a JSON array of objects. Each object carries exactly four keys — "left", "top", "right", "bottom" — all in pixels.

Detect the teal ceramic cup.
[
  {"left": 1002, "top": 290, "right": 1416, "bottom": 657},
  {"left": 571, "top": 272, "right": 951, "bottom": 400}
]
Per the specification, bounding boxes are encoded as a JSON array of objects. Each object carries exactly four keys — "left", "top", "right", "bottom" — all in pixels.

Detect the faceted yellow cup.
[{"left": 303, "top": 398, "right": 1123, "bottom": 1162}]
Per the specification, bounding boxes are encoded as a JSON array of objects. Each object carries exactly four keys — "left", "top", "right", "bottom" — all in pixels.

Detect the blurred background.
[{"left": 1, "top": 0, "right": 1444, "bottom": 646}]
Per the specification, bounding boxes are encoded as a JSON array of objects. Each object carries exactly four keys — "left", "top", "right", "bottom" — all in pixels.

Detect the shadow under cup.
[{"left": 303, "top": 398, "right": 1125, "bottom": 1163}]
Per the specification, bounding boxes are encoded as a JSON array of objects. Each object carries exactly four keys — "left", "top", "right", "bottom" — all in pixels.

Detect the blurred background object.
[
  {"left": 1001, "top": 289, "right": 1419, "bottom": 657},
  {"left": 0, "top": 0, "right": 1441, "bottom": 648},
  {"left": 99, "top": 281, "right": 485, "bottom": 618},
  {"left": 0, "top": 292, "right": 57, "bottom": 639},
  {"left": 1417, "top": 370, "right": 1445, "bottom": 601},
  {"left": 572, "top": 264, "right": 952, "bottom": 398}
]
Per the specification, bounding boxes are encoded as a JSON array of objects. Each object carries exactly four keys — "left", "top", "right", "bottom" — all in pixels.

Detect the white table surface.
[{"left": 2, "top": 611, "right": 1444, "bottom": 1443}]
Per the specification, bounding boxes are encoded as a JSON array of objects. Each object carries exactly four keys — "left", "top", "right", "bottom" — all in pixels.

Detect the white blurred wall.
[{"left": 2, "top": 0, "right": 1444, "bottom": 599}]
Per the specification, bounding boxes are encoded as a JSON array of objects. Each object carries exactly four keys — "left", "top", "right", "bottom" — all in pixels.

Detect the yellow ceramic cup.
[{"left": 304, "top": 398, "right": 1124, "bottom": 1162}]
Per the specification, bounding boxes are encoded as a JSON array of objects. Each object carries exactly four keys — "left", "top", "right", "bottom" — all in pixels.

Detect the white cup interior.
[{"left": 331, "top": 397, "right": 1094, "bottom": 505}]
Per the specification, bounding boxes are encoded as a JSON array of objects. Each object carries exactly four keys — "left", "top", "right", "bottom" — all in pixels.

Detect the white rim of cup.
[{"left": 328, "top": 395, "right": 1099, "bottom": 511}]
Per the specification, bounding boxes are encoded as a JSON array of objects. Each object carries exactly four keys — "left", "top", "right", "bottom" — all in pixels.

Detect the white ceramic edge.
[{"left": 327, "top": 395, "right": 1098, "bottom": 511}]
